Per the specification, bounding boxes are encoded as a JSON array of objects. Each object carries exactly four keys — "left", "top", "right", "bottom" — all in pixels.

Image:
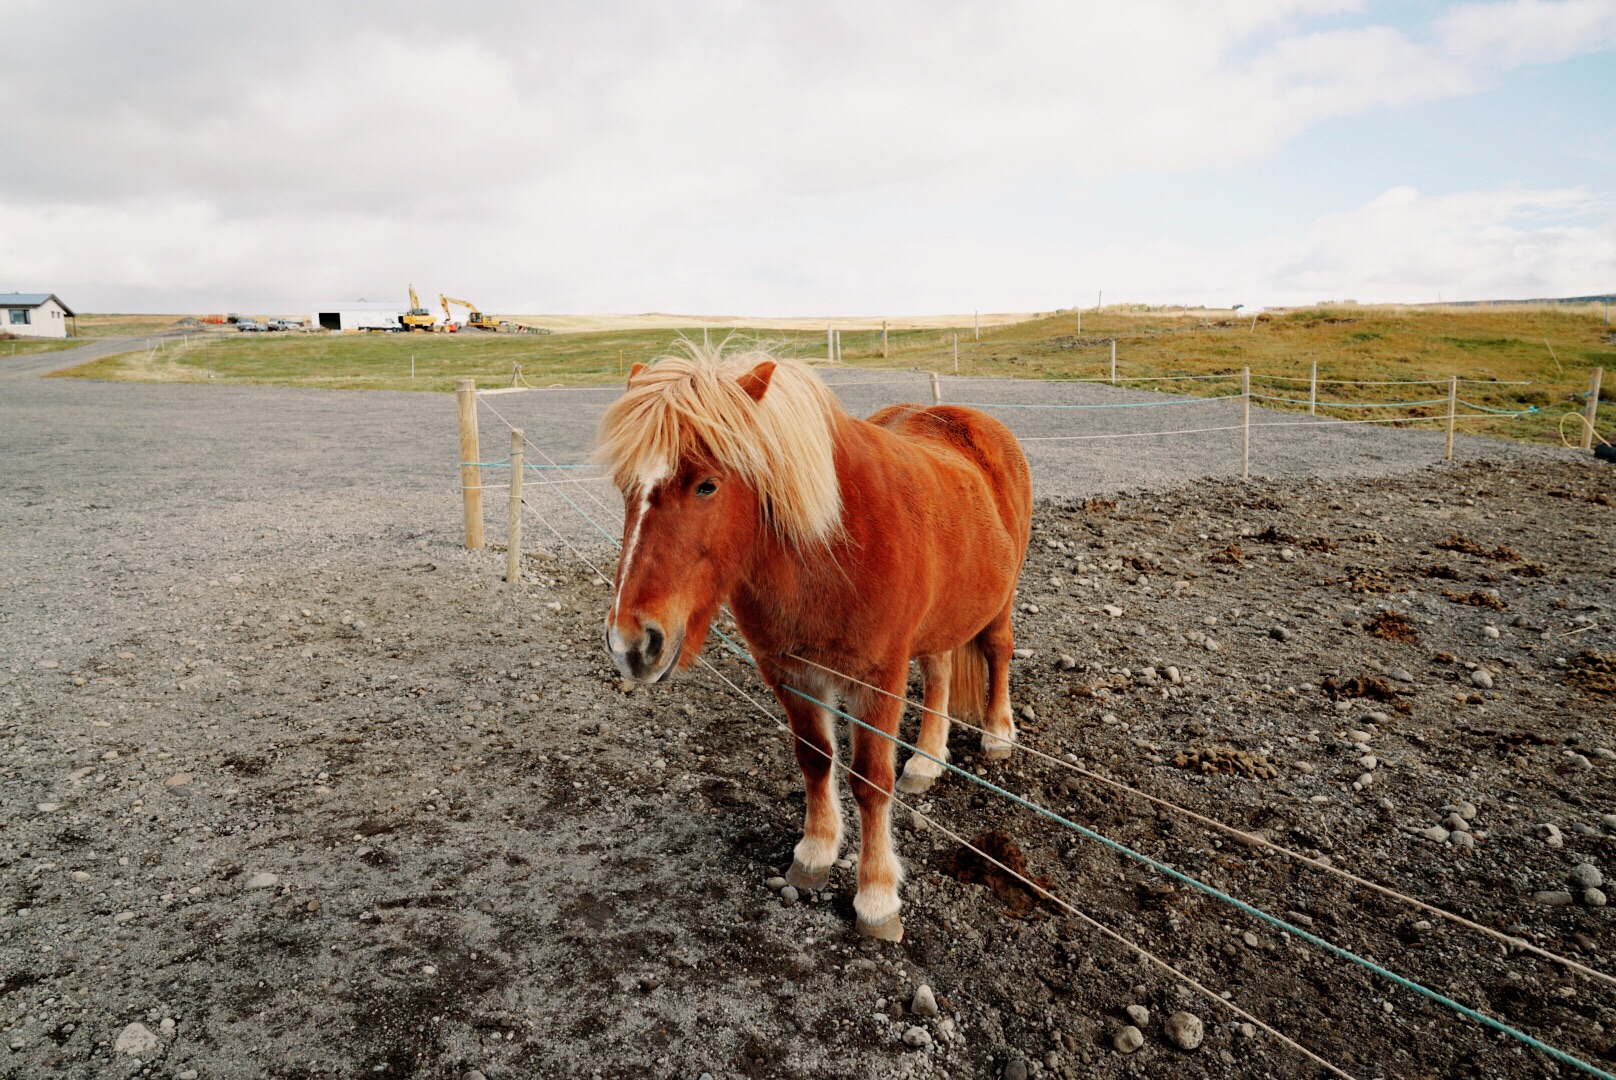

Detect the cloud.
[
  {"left": 0, "top": 0, "right": 1612, "bottom": 311},
  {"left": 1266, "top": 185, "right": 1616, "bottom": 302}
]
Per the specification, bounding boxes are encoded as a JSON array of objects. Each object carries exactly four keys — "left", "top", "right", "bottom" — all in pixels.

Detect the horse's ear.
[
  {"left": 627, "top": 362, "right": 647, "bottom": 386},
  {"left": 739, "top": 360, "right": 777, "bottom": 403}
]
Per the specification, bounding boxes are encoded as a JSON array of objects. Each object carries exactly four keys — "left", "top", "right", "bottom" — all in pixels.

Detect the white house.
[
  {"left": 1, "top": 293, "right": 75, "bottom": 338},
  {"left": 311, "top": 301, "right": 403, "bottom": 332}
]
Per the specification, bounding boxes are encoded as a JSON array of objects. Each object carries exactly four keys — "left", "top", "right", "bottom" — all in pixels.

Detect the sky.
[{"left": 0, "top": 0, "right": 1613, "bottom": 315}]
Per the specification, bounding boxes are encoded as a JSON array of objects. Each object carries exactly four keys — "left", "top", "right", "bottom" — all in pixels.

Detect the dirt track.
[{"left": 3, "top": 345, "right": 1615, "bottom": 1079}]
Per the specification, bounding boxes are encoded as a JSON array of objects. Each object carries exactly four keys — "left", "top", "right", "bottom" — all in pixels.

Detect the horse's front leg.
[
  {"left": 848, "top": 668, "right": 908, "bottom": 941},
  {"left": 778, "top": 689, "right": 842, "bottom": 891}
]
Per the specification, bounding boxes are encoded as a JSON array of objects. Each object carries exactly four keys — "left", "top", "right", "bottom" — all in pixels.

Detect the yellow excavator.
[
  {"left": 440, "top": 295, "right": 502, "bottom": 332},
  {"left": 402, "top": 285, "right": 436, "bottom": 331}
]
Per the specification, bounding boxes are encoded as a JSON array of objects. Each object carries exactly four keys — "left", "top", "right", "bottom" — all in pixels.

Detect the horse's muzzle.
[{"left": 605, "top": 618, "right": 683, "bottom": 684}]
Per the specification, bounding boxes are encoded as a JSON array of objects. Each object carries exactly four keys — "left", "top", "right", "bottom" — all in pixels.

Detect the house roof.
[{"left": 0, "top": 293, "right": 75, "bottom": 316}]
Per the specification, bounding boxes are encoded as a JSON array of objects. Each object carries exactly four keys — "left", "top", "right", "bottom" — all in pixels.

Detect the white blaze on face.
[{"left": 608, "top": 460, "right": 670, "bottom": 642}]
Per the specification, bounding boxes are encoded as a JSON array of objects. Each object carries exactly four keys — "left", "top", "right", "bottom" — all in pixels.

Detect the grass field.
[{"left": 52, "top": 304, "right": 1616, "bottom": 446}]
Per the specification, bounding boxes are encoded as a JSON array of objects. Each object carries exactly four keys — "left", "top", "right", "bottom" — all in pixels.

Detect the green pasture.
[{"left": 50, "top": 304, "right": 1616, "bottom": 447}]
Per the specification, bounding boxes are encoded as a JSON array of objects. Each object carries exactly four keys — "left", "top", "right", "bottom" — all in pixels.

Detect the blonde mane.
[{"left": 595, "top": 341, "right": 845, "bottom": 547}]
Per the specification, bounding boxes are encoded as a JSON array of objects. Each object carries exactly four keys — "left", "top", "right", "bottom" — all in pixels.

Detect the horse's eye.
[{"left": 695, "top": 478, "right": 718, "bottom": 497}]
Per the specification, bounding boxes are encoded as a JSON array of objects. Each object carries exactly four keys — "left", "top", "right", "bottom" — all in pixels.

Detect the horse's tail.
[{"left": 948, "top": 638, "right": 989, "bottom": 722}]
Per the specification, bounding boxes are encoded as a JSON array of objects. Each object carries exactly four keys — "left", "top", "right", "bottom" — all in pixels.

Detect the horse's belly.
[{"left": 910, "top": 497, "right": 1021, "bottom": 653}]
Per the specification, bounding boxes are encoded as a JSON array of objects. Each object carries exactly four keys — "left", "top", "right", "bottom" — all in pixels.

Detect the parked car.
[
  {"left": 236, "top": 319, "right": 266, "bottom": 332},
  {"left": 265, "top": 318, "right": 304, "bottom": 332}
]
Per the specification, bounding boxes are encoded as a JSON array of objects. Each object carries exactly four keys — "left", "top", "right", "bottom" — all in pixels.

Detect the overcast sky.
[{"left": 1, "top": 0, "right": 1613, "bottom": 315}]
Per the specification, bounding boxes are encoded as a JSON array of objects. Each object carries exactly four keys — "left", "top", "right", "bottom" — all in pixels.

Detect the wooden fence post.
[
  {"left": 974, "top": 311, "right": 979, "bottom": 341},
  {"left": 507, "top": 429, "right": 523, "bottom": 584},
  {"left": 1445, "top": 375, "right": 1458, "bottom": 461},
  {"left": 931, "top": 372, "right": 942, "bottom": 404},
  {"left": 1308, "top": 361, "right": 1317, "bottom": 415},
  {"left": 836, "top": 329, "right": 842, "bottom": 364},
  {"left": 882, "top": 320, "right": 888, "bottom": 359},
  {"left": 456, "top": 378, "right": 484, "bottom": 549},
  {"left": 827, "top": 324, "right": 834, "bottom": 363},
  {"left": 1110, "top": 339, "right": 1117, "bottom": 384},
  {"left": 1584, "top": 367, "right": 1604, "bottom": 451},
  {"left": 1241, "top": 367, "right": 1251, "bottom": 480}
]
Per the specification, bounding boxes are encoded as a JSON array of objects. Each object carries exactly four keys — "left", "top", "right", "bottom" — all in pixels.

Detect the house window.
[{"left": 8, "top": 308, "right": 30, "bottom": 325}]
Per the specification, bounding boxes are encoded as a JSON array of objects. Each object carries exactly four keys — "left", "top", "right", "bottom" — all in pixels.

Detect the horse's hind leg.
[
  {"left": 897, "top": 651, "right": 951, "bottom": 794},
  {"left": 849, "top": 674, "right": 906, "bottom": 941},
  {"left": 781, "top": 692, "right": 841, "bottom": 891},
  {"left": 979, "top": 601, "right": 1018, "bottom": 760}
]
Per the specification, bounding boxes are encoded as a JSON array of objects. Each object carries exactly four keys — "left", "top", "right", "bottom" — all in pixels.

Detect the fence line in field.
[{"left": 459, "top": 386, "right": 1616, "bottom": 1080}]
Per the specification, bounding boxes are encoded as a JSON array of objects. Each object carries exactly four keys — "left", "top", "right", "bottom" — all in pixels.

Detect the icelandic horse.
[{"left": 597, "top": 344, "right": 1032, "bottom": 941}]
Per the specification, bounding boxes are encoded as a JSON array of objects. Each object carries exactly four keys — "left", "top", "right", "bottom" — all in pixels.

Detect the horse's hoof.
[
  {"left": 980, "top": 734, "right": 1015, "bottom": 761},
  {"left": 895, "top": 770, "right": 937, "bottom": 795},
  {"left": 855, "top": 914, "right": 904, "bottom": 942},
  {"left": 786, "top": 861, "right": 831, "bottom": 891}
]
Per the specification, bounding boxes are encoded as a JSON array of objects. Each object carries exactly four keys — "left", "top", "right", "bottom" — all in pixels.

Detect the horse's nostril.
[{"left": 644, "top": 623, "right": 665, "bottom": 662}]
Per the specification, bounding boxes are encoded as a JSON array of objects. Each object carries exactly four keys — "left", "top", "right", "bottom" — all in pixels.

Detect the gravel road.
[{"left": 3, "top": 339, "right": 1609, "bottom": 1080}]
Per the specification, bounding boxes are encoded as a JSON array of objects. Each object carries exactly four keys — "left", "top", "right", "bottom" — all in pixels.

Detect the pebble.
[
  {"left": 1535, "top": 891, "right": 1575, "bottom": 907},
  {"left": 1113, "top": 1026, "right": 1144, "bottom": 1053},
  {"left": 1057, "top": 654, "right": 1077, "bottom": 671},
  {"left": 1421, "top": 826, "right": 1451, "bottom": 843},
  {"left": 1457, "top": 801, "right": 1477, "bottom": 821},
  {"left": 70, "top": 871, "right": 90, "bottom": 882},
  {"left": 1269, "top": 626, "right": 1292, "bottom": 642},
  {"left": 1570, "top": 864, "right": 1604, "bottom": 889},
  {"left": 1102, "top": 605, "right": 1123, "bottom": 617},
  {"left": 1165, "top": 666, "right": 1181, "bottom": 685},
  {"left": 244, "top": 872, "right": 279, "bottom": 890},
  {"left": 1355, "top": 772, "right": 1375, "bottom": 789},
  {"left": 1005, "top": 1060, "right": 1030, "bottom": 1080},
  {"left": 36, "top": 802, "right": 63, "bottom": 812},
  {"left": 1538, "top": 823, "right": 1565, "bottom": 849},
  {"left": 37, "top": 659, "right": 59, "bottom": 670},
  {"left": 1358, "top": 755, "right": 1378, "bottom": 770},
  {"left": 779, "top": 885, "right": 799, "bottom": 907},
  {"left": 1586, "top": 889, "right": 1608, "bottom": 908},
  {"left": 911, "top": 984, "right": 938, "bottom": 1018},
  {"left": 1391, "top": 668, "right": 1414, "bottom": 683},
  {"left": 1470, "top": 669, "right": 1494, "bottom": 690},
  {"left": 1445, "top": 813, "right": 1470, "bottom": 833},
  {"left": 178, "top": 1072, "right": 199, "bottom": 1080},
  {"left": 113, "top": 911, "right": 136, "bottom": 924},
  {"left": 1451, "top": 831, "right": 1475, "bottom": 851},
  {"left": 160, "top": 1018, "right": 176, "bottom": 1033},
  {"left": 1126, "top": 1004, "right": 1150, "bottom": 1027},
  {"left": 114, "top": 1023, "right": 158, "bottom": 1056},
  {"left": 1483, "top": 625, "right": 1500, "bottom": 639},
  {"left": 1012, "top": 648, "right": 1034, "bottom": 659},
  {"left": 463, "top": 1071, "right": 488, "bottom": 1080},
  {"left": 1604, "top": 815, "right": 1616, "bottom": 833},
  {"left": 1347, "top": 730, "right": 1371, "bottom": 745},
  {"left": 1237, "top": 1023, "right": 1256, "bottom": 1039},
  {"left": 902, "top": 1026, "right": 932, "bottom": 1050},
  {"left": 765, "top": 876, "right": 786, "bottom": 891},
  {"left": 163, "top": 773, "right": 193, "bottom": 788},
  {"left": 1164, "top": 1011, "right": 1204, "bottom": 1050}
]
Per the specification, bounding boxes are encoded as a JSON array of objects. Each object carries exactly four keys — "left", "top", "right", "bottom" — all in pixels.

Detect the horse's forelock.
[{"left": 596, "top": 343, "right": 843, "bottom": 547}]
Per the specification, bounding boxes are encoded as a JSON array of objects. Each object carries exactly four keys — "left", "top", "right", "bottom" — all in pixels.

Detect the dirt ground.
[{"left": 3, "top": 354, "right": 1615, "bottom": 1079}]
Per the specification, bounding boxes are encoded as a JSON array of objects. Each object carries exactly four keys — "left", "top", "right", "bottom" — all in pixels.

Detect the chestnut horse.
[{"left": 598, "top": 345, "right": 1032, "bottom": 941}]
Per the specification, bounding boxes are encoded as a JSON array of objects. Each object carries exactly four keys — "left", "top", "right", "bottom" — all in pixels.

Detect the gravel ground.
[{"left": 3, "top": 342, "right": 1613, "bottom": 1079}]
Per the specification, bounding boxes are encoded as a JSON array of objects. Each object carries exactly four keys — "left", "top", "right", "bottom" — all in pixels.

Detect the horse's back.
[{"left": 866, "top": 403, "right": 1032, "bottom": 543}]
